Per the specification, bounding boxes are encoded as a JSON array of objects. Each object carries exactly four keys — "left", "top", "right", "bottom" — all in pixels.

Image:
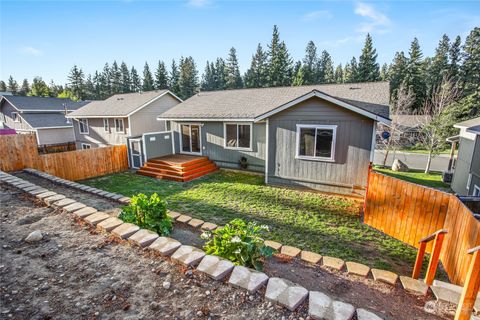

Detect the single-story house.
[
  {"left": 67, "top": 90, "right": 181, "bottom": 150},
  {"left": 450, "top": 117, "right": 480, "bottom": 196},
  {"left": 0, "top": 95, "right": 89, "bottom": 148},
  {"left": 376, "top": 114, "right": 430, "bottom": 148},
  {"left": 135, "top": 82, "right": 390, "bottom": 197}
]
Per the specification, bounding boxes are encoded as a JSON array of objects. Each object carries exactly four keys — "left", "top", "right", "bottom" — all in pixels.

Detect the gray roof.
[
  {"left": 20, "top": 113, "right": 73, "bottom": 129},
  {"left": 1, "top": 95, "right": 89, "bottom": 111},
  {"left": 455, "top": 117, "right": 480, "bottom": 135},
  {"left": 159, "top": 82, "right": 390, "bottom": 121},
  {"left": 68, "top": 90, "right": 172, "bottom": 117}
]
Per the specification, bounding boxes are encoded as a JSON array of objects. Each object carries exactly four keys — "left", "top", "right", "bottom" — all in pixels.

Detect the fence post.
[
  {"left": 412, "top": 241, "right": 427, "bottom": 279},
  {"left": 424, "top": 232, "right": 446, "bottom": 286},
  {"left": 454, "top": 246, "right": 480, "bottom": 320}
]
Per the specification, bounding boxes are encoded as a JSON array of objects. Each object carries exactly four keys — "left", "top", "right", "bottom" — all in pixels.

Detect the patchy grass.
[
  {"left": 373, "top": 166, "right": 451, "bottom": 190},
  {"left": 81, "top": 170, "right": 426, "bottom": 274}
]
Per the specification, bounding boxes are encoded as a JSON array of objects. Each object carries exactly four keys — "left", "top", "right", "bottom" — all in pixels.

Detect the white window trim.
[
  {"left": 295, "top": 124, "right": 337, "bottom": 162},
  {"left": 103, "top": 118, "right": 110, "bottom": 132},
  {"left": 179, "top": 123, "right": 203, "bottom": 155},
  {"left": 11, "top": 112, "right": 19, "bottom": 122},
  {"left": 115, "top": 118, "right": 125, "bottom": 133},
  {"left": 81, "top": 143, "right": 91, "bottom": 150},
  {"left": 78, "top": 118, "right": 89, "bottom": 134},
  {"left": 223, "top": 122, "right": 253, "bottom": 151},
  {"left": 473, "top": 185, "right": 480, "bottom": 197},
  {"left": 467, "top": 174, "right": 472, "bottom": 190}
]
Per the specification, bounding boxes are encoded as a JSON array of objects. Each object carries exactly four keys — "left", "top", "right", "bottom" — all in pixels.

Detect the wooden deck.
[{"left": 136, "top": 154, "right": 218, "bottom": 182}]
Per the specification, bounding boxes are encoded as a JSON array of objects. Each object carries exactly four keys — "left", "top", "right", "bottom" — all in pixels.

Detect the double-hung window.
[
  {"left": 78, "top": 118, "right": 89, "bottom": 134},
  {"left": 115, "top": 118, "right": 124, "bottom": 133},
  {"left": 103, "top": 118, "right": 109, "bottom": 132},
  {"left": 296, "top": 124, "right": 337, "bottom": 161},
  {"left": 224, "top": 123, "right": 252, "bottom": 150}
]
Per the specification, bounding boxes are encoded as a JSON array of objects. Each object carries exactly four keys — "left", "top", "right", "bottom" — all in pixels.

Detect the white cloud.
[
  {"left": 354, "top": 2, "right": 391, "bottom": 34},
  {"left": 20, "top": 46, "right": 42, "bottom": 56},
  {"left": 302, "top": 10, "right": 333, "bottom": 22},
  {"left": 320, "top": 35, "right": 364, "bottom": 48},
  {"left": 187, "top": 0, "right": 210, "bottom": 7}
]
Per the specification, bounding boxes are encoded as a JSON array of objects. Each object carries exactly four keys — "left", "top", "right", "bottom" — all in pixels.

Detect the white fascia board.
[
  {"left": 66, "top": 115, "right": 127, "bottom": 119},
  {"left": 254, "top": 90, "right": 392, "bottom": 125},
  {"left": 126, "top": 91, "right": 183, "bottom": 117},
  {"left": 156, "top": 117, "right": 255, "bottom": 122}
]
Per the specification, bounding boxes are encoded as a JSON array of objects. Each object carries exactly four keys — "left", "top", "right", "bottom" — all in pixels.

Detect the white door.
[
  {"left": 129, "top": 139, "right": 143, "bottom": 169},
  {"left": 180, "top": 124, "right": 202, "bottom": 155}
]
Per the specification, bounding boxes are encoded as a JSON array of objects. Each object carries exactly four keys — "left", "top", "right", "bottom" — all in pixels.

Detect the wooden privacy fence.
[
  {"left": 0, "top": 134, "right": 128, "bottom": 180},
  {"left": 364, "top": 171, "right": 480, "bottom": 286}
]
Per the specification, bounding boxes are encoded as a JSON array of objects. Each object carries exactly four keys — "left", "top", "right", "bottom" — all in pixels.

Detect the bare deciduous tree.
[
  {"left": 417, "top": 76, "right": 462, "bottom": 173},
  {"left": 380, "top": 85, "right": 416, "bottom": 166}
]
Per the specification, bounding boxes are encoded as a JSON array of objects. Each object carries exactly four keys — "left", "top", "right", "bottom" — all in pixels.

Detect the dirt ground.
[{"left": 0, "top": 185, "right": 299, "bottom": 320}]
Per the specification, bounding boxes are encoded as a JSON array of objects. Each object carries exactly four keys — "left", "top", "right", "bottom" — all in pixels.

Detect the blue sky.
[{"left": 1, "top": 0, "right": 479, "bottom": 85}]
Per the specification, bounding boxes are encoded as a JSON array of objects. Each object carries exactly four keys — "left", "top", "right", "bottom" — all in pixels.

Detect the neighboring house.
[
  {"left": 67, "top": 90, "right": 181, "bottom": 150},
  {"left": 0, "top": 95, "right": 89, "bottom": 147},
  {"left": 376, "top": 114, "right": 430, "bottom": 148},
  {"left": 137, "top": 82, "right": 390, "bottom": 197},
  {"left": 450, "top": 117, "right": 480, "bottom": 196}
]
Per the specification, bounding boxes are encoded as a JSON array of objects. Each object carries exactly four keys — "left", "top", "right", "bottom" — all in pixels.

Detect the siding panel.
[
  {"left": 130, "top": 94, "right": 179, "bottom": 136},
  {"left": 73, "top": 117, "right": 129, "bottom": 148}
]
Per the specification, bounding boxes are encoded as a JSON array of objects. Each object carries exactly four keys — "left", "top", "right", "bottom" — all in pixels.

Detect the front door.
[
  {"left": 180, "top": 124, "right": 202, "bottom": 155},
  {"left": 129, "top": 139, "right": 143, "bottom": 169}
]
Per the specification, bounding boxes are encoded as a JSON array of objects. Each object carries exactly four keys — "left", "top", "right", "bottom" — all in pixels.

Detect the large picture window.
[
  {"left": 224, "top": 123, "right": 252, "bottom": 150},
  {"left": 296, "top": 124, "right": 337, "bottom": 161},
  {"left": 78, "top": 118, "right": 89, "bottom": 134}
]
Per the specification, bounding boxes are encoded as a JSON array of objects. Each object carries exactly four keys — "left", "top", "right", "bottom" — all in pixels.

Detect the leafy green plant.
[
  {"left": 119, "top": 193, "right": 173, "bottom": 236},
  {"left": 201, "top": 218, "right": 273, "bottom": 270}
]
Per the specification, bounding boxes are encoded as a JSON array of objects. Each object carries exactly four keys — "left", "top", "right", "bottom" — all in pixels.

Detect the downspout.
[{"left": 265, "top": 118, "right": 269, "bottom": 185}]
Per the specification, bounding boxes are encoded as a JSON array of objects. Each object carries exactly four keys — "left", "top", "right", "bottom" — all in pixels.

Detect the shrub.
[
  {"left": 201, "top": 218, "right": 273, "bottom": 270},
  {"left": 119, "top": 193, "right": 173, "bottom": 236}
]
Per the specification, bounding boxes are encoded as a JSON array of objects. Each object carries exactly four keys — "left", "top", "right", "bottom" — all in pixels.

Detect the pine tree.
[
  {"left": 29, "top": 77, "right": 50, "bottom": 97},
  {"left": 101, "top": 63, "right": 112, "bottom": 96},
  {"left": 267, "top": 25, "right": 293, "bottom": 87},
  {"left": 120, "top": 62, "right": 131, "bottom": 93},
  {"left": 178, "top": 56, "right": 199, "bottom": 99},
  {"left": 403, "top": 38, "right": 427, "bottom": 111},
  {"left": 244, "top": 44, "right": 268, "bottom": 88},
  {"left": 155, "top": 60, "right": 169, "bottom": 90},
  {"left": 7, "top": 76, "right": 18, "bottom": 94},
  {"left": 67, "top": 65, "right": 85, "bottom": 100},
  {"left": 319, "top": 50, "right": 335, "bottom": 83},
  {"left": 214, "top": 58, "right": 226, "bottom": 90},
  {"left": 449, "top": 35, "right": 462, "bottom": 81},
  {"left": 84, "top": 75, "right": 95, "bottom": 100},
  {"left": 19, "top": 79, "right": 30, "bottom": 96},
  {"left": 292, "top": 64, "right": 304, "bottom": 86},
  {"left": 461, "top": 27, "right": 480, "bottom": 95},
  {"left": 142, "top": 62, "right": 154, "bottom": 91},
  {"left": 225, "top": 47, "right": 243, "bottom": 89},
  {"left": 110, "top": 61, "right": 122, "bottom": 94},
  {"left": 0, "top": 81, "right": 6, "bottom": 92},
  {"left": 92, "top": 71, "right": 102, "bottom": 99},
  {"left": 334, "top": 64, "right": 344, "bottom": 83},
  {"left": 169, "top": 59, "right": 180, "bottom": 96},
  {"left": 201, "top": 61, "right": 215, "bottom": 91},
  {"left": 380, "top": 63, "right": 389, "bottom": 81},
  {"left": 301, "top": 41, "right": 319, "bottom": 85},
  {"left": 130, "top": 67, "right": 141, "bottom": 93},
  {"left": 358, "top": 33, "right": 380, "bottom": 82},
  {"left": 389, "top": 51, "right": 408, "bottom": 100},
  {"left": 48, "top": 80, "right": 61, "bottom": 97},
  {"left": 343, "top": 57, "right": 358, "bottom": 83},
  {"left": 426, "top": 34, "right": 450, "bottom": 98}
]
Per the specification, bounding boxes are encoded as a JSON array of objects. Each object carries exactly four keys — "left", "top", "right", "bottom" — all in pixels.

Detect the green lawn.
[
  {"left": 81, "top": 170, "right": 425, "bottom": 274},
  {"left": 373, "top": 166, "right": 451, "bottom": 190}
]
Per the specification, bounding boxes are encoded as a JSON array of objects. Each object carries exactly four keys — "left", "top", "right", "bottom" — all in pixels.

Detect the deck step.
[
  {"left": 431, "top": 280, "right": 480, "bottom": 312},
  {"left": 137, "top": 155, "right": 218, "bottom": 182}
]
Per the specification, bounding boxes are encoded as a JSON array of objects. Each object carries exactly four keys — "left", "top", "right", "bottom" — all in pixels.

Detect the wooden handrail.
[
  {"left": 418, "top": 229, "right": 448, "bottom": 243},
  {"left": 454, "top": 246, "right": 480, "bottom": 320},
  {"left": 412, "top": 229, "right": 448, "bottom": 286}
]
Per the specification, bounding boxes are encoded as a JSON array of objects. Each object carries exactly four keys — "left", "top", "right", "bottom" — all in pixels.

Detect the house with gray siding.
[
  {"left": 450, "top": 117, "right": 480, "bottom": 196},
  {"left": 0, "top": 95, "right": 89, "bottom": 147},
  {"left": 137, "top": 82, "right": 390, "bottom": 197},
  {"left": 67, "top": 90, "right": 181, "bottom": 153}
]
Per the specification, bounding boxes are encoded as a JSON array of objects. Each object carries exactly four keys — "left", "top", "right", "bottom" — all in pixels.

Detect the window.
[
  {"left": 11, "top": 112, "right": 19, "bottom": 123},
  {"left": 296, "top": 124, "right": 337, "bottom": 161},
  {"left": 473, "top": 185, "right": 480, "bottom": 197},
  {"left": 224, "top": 123, "right": 252, "bottom": 150},
  {"left": 165, "top": 120, "right": 171, "bottom": 131},
  {"left": 467, "top": 174, "right": 472, "bottom": 190},
  {"left": 78, "top": 118, "right": 89, "bottom": 134},
  {"left": 103, "top": 118, "right": 109, "bottom": 132},
  {"left": 115, "top": 118, "right": 124, "bottom": 133},
  {"left": 81, "top": 143, "right": 91, "bottom": 150}
]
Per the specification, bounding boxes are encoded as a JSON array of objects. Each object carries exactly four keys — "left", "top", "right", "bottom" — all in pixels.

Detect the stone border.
[{"left": 1, "top": 169, "right": 437, "bottom": 319}]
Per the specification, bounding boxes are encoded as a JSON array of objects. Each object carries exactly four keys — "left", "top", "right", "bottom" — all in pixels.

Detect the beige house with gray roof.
[
  {"left": 137, "top": 82, "right": 391, "bottom": 197},
  {"left": 67, "top": 90, "right": 181, "bottom": 150}
]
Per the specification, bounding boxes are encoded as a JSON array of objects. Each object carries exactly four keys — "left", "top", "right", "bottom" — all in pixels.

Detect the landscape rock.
[
  {"left": 399, "top": 276, "right": 429, "bottom": 295},
  {"left": 392, "top": 159, "right": 409, "bottom": 172},
  {"left": 128, "top": 229, "right": 159, "bottom": 248},
  {"left": 43, "top": 194, "right": 66, "bottom": 205},
  {"left": 36, "top": 191, "right": 57, "bottom": 200},
  {"left": 73, "top": 207, "right": 98, "bottom": 218},
  {"left": 371, "top": 269, "right": 398, "bottom": 285},
  {"left": 322, "top": 256, "right": 345, "bottom": 270},
  {"left": 25, "top": 230, "right": 43, "bottom": 243},
  {"left": 196, "top": 255, "right": 234, "bottom": 280},
  {"left": 300, "top": 251, "right": 322, "bottom": 264},
  {"left": 162, "top": 281, "right": 171, "bottom": 289},
  {"left": 356, "top": 308, "right": 384, "bottom": 320},
  {"left": 84, "top": 212, "right": 110, "bottom": 226},
  {"left": 63, "top": 202, "right": 87, "bottom": 213},
  {"left": 201, "top": 222, "right": 218, "bottom": 231},
  {"left": 167, "top": 211, "right": 181, "bottom": 219},
  {"left": 28, "top": 188, "right": 49, "bottom": 196},
  {"left": 176, "top": 215, "right": 192, "bottom": 223},
  {"left": 228, "top": 266, "right": 269, "bottom": 293},
  {"left": 97, "top": 217, "right": 123, "bottom": 232},
  {"left": 265, "top": 277, "right": 308, "bottom": 311},
  {"left": 280, "top": 245, "right": 301, "bottom": 258},
  {"left": 309, "top": 291, "right": 355, "bottom": 320},
  {"left": 345, "top": 262, "right": 370, "bottom": 277},
  {"left": 148, "top": 237, "right": 182, "bottom": 256},
  {"left": 52, "top": 198, "right": 76, "bottom": 208},
  {"left": 188, "top": 218, "right": 204, "bottom": 228},
  {"left": 111, "top": 223, "right": 140, "bottom": 239},
  {"left": 264, "top": 240, "right": 282, "bottom": 251},
  {"left": 171, "top": 245, "right": 205, "bottom": 267}
]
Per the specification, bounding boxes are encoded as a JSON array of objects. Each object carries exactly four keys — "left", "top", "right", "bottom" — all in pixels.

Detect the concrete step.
[{"left": 431, "top": 280, "right": 480, "bottom": 312}]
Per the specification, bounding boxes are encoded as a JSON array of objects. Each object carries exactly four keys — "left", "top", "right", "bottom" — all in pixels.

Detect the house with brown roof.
[
  {"left": 67, "top": 90, "right": 181, "bottom": 152},
  {"left": 136, "top": 82, "right": 391, "bottom": 197}
]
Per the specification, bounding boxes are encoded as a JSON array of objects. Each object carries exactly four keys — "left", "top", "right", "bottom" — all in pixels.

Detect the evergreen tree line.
[{"left": 1, "top": 26, "right": 478, "bottom": 119}]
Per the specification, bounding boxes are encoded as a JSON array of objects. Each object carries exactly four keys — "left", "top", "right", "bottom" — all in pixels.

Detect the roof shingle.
[{"left": 1, "top": 95, "right": 89, "bottom": 111}]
